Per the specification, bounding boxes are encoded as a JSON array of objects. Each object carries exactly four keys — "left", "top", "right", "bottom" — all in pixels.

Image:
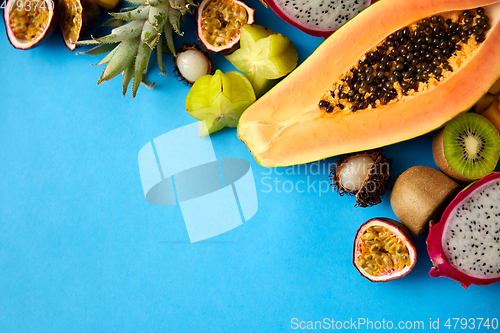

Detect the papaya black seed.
[{"left": 319, "top": 100, "right": 329, "bottom": 108}]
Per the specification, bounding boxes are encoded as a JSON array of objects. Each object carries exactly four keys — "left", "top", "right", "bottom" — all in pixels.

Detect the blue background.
[{"left": 1, "top": 0, "right": 499, "bottom": 331}]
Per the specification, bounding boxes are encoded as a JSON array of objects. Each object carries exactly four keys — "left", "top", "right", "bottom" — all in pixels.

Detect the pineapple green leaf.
[
  {"left": 122, "top": 64, "right": 135, "bottom": 97},
  {"left": 148, "top": 6, "right": 169, "bottom": 30},
  {"left": 74, "top": 39, "right": 101, "bottom": 46},
  {"left": 76, "top": 43, "right": 119, "bottom": 56},
  {"left": 98, "top": 36, "right": 141, "bottom": 85},
  {"left": 132, "top": 41, "right": 153, "bottom": 97},
  {"left": 156, "top": 39, "right": 166, "bottom": 75},
  {"left": 97, "top": 20, "right": 145, "bottom": 44},
  {"left": 148, "top": 0, "right": 170, "bottom": 7},
  {"left": 168, "top": 0, "right": 186, "bottom": 10},
  {"left": 92, "top": 43, "right": 121, "bottom": 66},
  {"left": 141, "top": 75, "right": 156, "bottom": 89},
  {"left": 163, "top": 20, "right": 176, "bottom": 56},
  {"left": 110, "top": 5, "right": 150, "bottom": 21},
  {"left": 168, "top": 8, "right": 183, "bottom": 35},
  {"left": 141, "top": 20, "right": 159, "bottom": 49},
  {"left": 77, "top": 0, "right": 187, "bottom": 97},
  {"left": 123, "top": 0, "right": 147, "bottom": 5},
  {"left": 100, "top": 17, "right": 126, "bottom": 27}
]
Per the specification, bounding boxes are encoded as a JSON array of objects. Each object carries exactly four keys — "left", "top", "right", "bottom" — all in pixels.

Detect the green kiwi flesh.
[{"left": 442, "top": 113, "right": 500, "bottom": 181}]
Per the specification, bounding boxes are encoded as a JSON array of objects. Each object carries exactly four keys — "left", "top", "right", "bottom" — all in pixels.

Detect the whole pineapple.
[{"left": 77, "top": 0, "right": 194, "bottom": 97}]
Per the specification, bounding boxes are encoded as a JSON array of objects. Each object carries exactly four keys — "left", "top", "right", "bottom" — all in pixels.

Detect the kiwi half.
[{"left": 433, "top": 113, "right": 500, "bottom": 183}]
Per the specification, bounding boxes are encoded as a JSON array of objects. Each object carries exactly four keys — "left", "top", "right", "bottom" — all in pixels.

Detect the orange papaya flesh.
[{"left": 237, "top": 0, "right": 500, "bottom": 167}]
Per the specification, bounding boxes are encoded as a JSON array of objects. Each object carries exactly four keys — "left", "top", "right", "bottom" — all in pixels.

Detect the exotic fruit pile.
[
  {"left": 76, "top": 0, "right": 195, "bottom": 97},
  {"left": 319, "top": 9, "right": 492, "bottom": 113},
  {"left": 427, "top": 172, "right": 500, "bottom": 288},
  {"left": 354, "top": 218, "right": 417, "bottom": 282},
  {"left": 237, "top": 0, "right": 500, "bottom": 167}
]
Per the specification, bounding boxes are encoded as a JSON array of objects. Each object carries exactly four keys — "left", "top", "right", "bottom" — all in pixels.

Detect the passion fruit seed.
[
  {"left": 319, "top": 7, "right": 491, "bottom": 114},
  {"left": 9, "top": 0, "right": 51, "bottom": 41},
  {"left": 200, "top": 0, "right": 249, "bottom": 50},
  {"left": 357, "top": 225, "right": 411, "bottom": 277},
  {"left": 175, "top": 45, "right": 213, "bottom": 84},
  {"left": 59, "top": 0, "right": 82, "bottom": 44}
]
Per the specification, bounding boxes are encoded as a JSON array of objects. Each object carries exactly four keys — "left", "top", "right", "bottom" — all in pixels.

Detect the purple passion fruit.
[
  {"left": 59, "top": 0, "right": 100, "bottom": 51},
  {"left": 354, "top": 218, "right": 417, "bottom": 282},
  {"left": 197, "top": 0, "right": 255, "bottom": 53},
  {"left": 4, "top": 0, "right": 56, "bottom": 50}
]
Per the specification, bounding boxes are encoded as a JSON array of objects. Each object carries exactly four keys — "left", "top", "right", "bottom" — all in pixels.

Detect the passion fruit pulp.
[
  {"left": 4, "top": 0, "right": 56, "bottom": 49},
  {"left": 353, "top": 218, "right": 417, "bottom": 282},
  {"left": 59, "top": 0, "right": 100, "bottom": 50},
  {"left": 197, "top": 0, "right": 255, "bottom": 53}
]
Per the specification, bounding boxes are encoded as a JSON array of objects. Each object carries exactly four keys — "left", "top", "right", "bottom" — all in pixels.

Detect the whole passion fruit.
[
  {"left": 197, "top": 0, "right": 255, "bottom": 53},
  {"left": 353, "top": 218, "right": 417, "bottom": 282},
  {"left": 4, "top": 0, "right": 57, "bottom": 50},
  {"left": 59, "top": 0, "right": 100, "bottom": 50}
]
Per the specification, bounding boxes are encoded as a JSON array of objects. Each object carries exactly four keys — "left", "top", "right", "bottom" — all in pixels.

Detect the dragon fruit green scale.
[{"left": 76, "top": 0, "right": 194, "bottom": 97}]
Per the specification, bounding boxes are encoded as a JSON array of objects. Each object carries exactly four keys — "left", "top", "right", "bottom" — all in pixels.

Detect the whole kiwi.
[{"left": 390, "top": 166, "right": 460, "bottom": 236}]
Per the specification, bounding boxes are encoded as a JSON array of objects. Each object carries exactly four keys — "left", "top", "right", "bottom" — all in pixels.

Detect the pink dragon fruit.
[
  {"left": 427, "top": 172, "right": 500, "bottom": 289},
  {"left": 263, "top": 0, "right": 376, "bottom": 38}
]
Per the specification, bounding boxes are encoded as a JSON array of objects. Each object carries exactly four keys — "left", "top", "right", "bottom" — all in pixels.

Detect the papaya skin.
[{"left": 237, "top": 0, "right": 500, "bottom": 167}]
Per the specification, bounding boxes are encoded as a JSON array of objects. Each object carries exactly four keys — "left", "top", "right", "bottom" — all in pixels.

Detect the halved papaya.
[{"left": 237, "top": 0, "right": 500, "bottom": 167}]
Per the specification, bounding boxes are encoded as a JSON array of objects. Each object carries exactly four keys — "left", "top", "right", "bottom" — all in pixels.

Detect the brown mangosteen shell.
[{"left": 353, "top": 217, "right": 418, "bottom": 282}]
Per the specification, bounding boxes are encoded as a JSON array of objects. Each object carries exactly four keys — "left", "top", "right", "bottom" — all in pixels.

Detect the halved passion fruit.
[
  {"left": 4, "top": 0, "right": 56, "bottom": 50},
  {"left": 197, "top": 0, "right": 255, "bottom": 53},
  {"left": 59, "top": 0, "right": 100, "bottom": 51},
  {"left": 353, "top": 218, "right": 417, "bottom": 282}
]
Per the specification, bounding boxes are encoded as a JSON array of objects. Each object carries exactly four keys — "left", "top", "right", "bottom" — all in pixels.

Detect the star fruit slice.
[
  {"left": 225, "top": 24, "right": 298, "bottom": 97},
  {"left": 186, "top": 70, "right": 256, "bottom": 137}
]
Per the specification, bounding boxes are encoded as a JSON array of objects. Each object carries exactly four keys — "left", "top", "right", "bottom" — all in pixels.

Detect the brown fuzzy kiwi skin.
[
  {"left": 390, "top": 166, "right": 461, "bottom": 237},
  {"left": 432, "top": 128, "right": 476, "bottom": 183}
]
